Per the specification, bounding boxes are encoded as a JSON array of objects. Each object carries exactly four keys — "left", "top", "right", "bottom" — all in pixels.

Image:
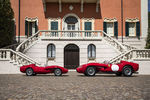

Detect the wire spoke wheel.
[
  {"left": 54, "top": 69, "right": 62, "bottom": 76},
  {"left": 86, "top": 67, "right": 96, "bottom": 76},
  {"left": 123, "top": 66, "right": 133, "bottom": 76},
  {"left": 26, "top": 68, "right": 33, "bottom": 76}
]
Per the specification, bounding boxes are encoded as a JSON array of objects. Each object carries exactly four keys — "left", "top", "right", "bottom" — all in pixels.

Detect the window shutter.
[
  {"left": 125, "top": 22, "right": 129, "bottom": 36},
  {"left": 35, "top": 21, "right": 38, "bottom": 33},
  {"left": 29, "top": 22, "right": 32, "bottom": 36},
  {"left": 114, "top": 22, "right": 118, "bottom": 38},
  {"left": 103, "top": 22, "right": 107, "bottom": 33},
  {"left": 25, "top": 20, "right": 28, "bottom": 37},
  {"left": 136, "top": 22, "right": 140, "bottom": 38}
]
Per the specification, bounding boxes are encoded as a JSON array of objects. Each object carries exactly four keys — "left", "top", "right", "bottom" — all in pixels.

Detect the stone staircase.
[{"left": 0, "top": 30, "right": 150, "bottom": 74}]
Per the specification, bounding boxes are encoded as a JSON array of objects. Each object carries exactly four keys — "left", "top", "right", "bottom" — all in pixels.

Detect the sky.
[{"left": 149, "top": 0, "right": 150, "bottom": 11}]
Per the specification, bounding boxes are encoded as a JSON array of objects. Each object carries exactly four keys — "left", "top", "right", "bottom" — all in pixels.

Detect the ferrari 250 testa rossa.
[{"left": 76, "top": 60, "right": 139, "bottom": 76}]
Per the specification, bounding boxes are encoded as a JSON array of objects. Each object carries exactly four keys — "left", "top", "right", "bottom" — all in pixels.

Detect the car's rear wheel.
[
  {"left": 122, "top": 66, "right": 133, "bottom": 77},
  {"left": 85, "top": 66, "right": 96, "bottom": 76},
  {"left": 54, "top": 68, "right": 62, "bottom": 76},
  {"left": 115, "top": 72, "right": 122, "bottom": 76},
  {"left": 26, "top": 68, "right": 34, "bottom": 76}
]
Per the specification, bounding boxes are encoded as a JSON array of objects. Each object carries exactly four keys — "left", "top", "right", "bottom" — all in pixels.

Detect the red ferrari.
[
  {"left": 20, "top": 64, "right": 68, "bottom": 76},
  {"left": 76, "top": 60, "right": 139, "bottom": 76}
]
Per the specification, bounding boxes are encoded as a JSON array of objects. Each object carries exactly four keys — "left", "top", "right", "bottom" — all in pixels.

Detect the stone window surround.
[
  {"left": 82, "top": 18, "right": 94, "bottom": 30},
  {"left": 126, "top": 18, "right": 140, "bottom": 37},
  {"left": 103, "top": 18, "right": 117, "bottom": 37},
  {"left": 48, "top": 18, "right": 61, "bottom": 30}
]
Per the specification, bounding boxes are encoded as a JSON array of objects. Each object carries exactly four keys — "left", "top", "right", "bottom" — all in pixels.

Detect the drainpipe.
[
  {"left": 121, "top": 0, "right": 123, "bottom": 43},
  {"left": 18, "top": 0, "right": 20, "bottom": 43}
]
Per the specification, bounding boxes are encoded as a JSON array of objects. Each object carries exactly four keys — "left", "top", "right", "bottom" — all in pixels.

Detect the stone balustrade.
[
  {"left": 16, "top": 30, "right": 126, "bottom": 54},
  {"left": 0, "top": 49, "right": 41, "bottom": 66},
  {"left": 110, "top": 49, "right": 150, "bottom": 64}
]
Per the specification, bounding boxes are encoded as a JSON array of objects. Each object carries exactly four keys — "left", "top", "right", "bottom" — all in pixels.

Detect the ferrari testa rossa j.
[
  {"left": 76, "top": 60, "right": 139, "bottom": 77},
  {"left": 20, "top": 64, "right": 68, "bottom": 76}
]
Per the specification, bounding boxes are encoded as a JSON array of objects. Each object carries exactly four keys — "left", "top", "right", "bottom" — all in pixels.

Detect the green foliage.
[
  {"left": 0, "top": 0, "right": 15, "bottom": 48},
  {"left": 149, "top": 12, "right": 150, "bottom": 28},
  {"left": 145, "top": 28, "right": 150, "bottom": 49}
]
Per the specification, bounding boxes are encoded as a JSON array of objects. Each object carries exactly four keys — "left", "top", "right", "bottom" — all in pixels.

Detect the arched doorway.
[{"left": 64, "top": 44, "right": 80, "bottom": 69}]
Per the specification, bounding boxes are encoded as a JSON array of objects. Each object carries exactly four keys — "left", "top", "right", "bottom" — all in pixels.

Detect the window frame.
[
  {"left": 88, "top": 44, "right": 96, "bottom": 60},
  {"left": 128, "top": 22, "right": 136, "bottom": 37},
  {"left": 47, "top": 44, "right": 56, "bottom": 60},
  {"left": 106, "top": 22, "right": 114, "bottom": 36}
]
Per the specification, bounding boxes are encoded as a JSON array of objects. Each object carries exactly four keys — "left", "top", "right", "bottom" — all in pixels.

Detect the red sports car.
[
  {"left": 76, "top": 60, "right": 139, "bottom": 76},
  {"left": 20, "top": 64, "right": 68, "bottom": 76}
]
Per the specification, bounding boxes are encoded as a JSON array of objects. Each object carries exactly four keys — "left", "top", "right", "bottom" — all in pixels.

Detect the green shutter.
[
  {"left": 114, "top": 22, "right": 118, "bottom": 38},
  {"left": 103, "top": 22, "right": 107, "bottom": 33},
  {"left": 35, "top": 21, "right": 38, "bottom": 33},
  {"left": 103, "top": 22, "right": 107, "bottom": 36},
  {"left": 25, "top": 20, "right": 28, "bottom": 36},
  {"left": 125, "top": 22, "right": 129, "bottom": 36},
  {"left": 84, "top": 22, "right": 92, "bottom": 30},
  {"left": 136, "top": 22, "right": 140, "bottom": 38},
  {"left": 51, "top": 22, "right": 58, "bottom": 30},
  {"left": 29, "top": 22, "right": 32, "bottom": 36}
]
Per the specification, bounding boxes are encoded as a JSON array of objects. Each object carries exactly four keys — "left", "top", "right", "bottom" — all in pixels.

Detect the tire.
[
  {"left": 54, "top": 68, "right": 62, "bottom": 76},
  {"left": 26, "top": 68, "right": 34, "bottom": 76},
  {"left": 122, "top": 66, "right": 133, "bottom": 77},
  {"left": 84, "top": 72, "right": 88, "bottom": 76},
  {"left": 33, "top": 73, "right": 37, "bottom": 76},
  {"left": 85, "top": 66, "right": 96, "bottom": 76},
  {"left": 115, "top": 72, "right": 122, "bottom": 76}
]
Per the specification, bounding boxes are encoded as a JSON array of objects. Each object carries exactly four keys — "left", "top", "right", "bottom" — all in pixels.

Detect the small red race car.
[
  {"left": 76, "top": 60, "right": 139, "bottom": 76},
  {"left": 20, "top": 64, "right": 68, "bottom": 76}
]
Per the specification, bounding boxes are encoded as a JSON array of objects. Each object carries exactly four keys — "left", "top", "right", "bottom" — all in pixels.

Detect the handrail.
[
  {"left": 16, "top": 30, "right": 40, "bottom": 52},
  {"left": 16, "top": 30, "right": 127, "bottom": 53},
  {"left": 110, "top": 49, "right": 150, "bottom": 64},
  {"left": 101, "top": 31, "right": 126, "bottom": 53},
  {"left": 122, "top": 43, "right": 137, "bottom": 50},
  {"left": 0, "top": 49, "right": 41, "bottom": 66},
  {"left": 1, "top": 43, "right": 19, "bottom": 50}
]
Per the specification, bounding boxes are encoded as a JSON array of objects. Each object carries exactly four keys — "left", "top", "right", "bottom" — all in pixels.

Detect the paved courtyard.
[{"left": 0, "top": 72, "right": 150, "bottom": 100}]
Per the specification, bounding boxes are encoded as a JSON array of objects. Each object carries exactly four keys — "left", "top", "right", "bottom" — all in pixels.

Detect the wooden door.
[{"left": 64, "top": 44, "right": 79, "bottom": 69}]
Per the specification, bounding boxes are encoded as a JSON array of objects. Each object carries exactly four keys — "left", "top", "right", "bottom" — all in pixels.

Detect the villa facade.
[{"left": 9, "top": 0, "right": 148, "bottom": 69}]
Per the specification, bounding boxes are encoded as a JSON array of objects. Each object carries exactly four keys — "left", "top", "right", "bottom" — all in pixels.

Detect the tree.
[
  {"left": 145, "top": 28, "right": 150, "bottom": 49},
  {"left": 0, "top": 0, "right": 15, "bottom": 48}
]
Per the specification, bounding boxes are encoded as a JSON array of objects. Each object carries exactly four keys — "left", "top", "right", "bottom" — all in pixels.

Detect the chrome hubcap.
[
  {"left": 124, "top": 68, "right": 132, "bottom": 75},
  {"left": 87, "top": 67, "right": 95, "bottom": 75},
  {"left": 27, "top": 69, "right": 33, "bottom": 75},
  {"left": 55, "top": 69, "right": 61, "bottom": 75}
]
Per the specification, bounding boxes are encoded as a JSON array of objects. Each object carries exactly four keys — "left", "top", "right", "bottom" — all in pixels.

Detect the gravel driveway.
[{"left": 0, "top": 72, "right": 150, "bottom": 100}]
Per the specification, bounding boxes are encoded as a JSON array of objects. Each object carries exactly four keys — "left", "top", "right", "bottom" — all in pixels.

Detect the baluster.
[
  {"left": 0, "top": 51, "right": 2, "bottom": 60},
  {"left": 6, "top": 50, "right": 10, "bottom": 60}
]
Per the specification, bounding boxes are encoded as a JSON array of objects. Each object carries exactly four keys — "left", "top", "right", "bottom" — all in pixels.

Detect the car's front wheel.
[
  {"left": 122, "top": 66, "right": 133, "bottom": 77},
  {"left": 26, "top": 68, "right": 34, "bottom": 76},
  {"left": 85, "top": 66, "right": 96, "bottom": 76},
  {"left": 54, "top": 68, "right": 62, "bottom": 76}
]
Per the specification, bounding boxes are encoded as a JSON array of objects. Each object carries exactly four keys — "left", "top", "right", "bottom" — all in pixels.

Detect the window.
[
  {"left": 51, "top": 21, "right": 58, "bottom": 37},
  {"left": 25, "top": 21, "right": 38, "bottom": 37},
  {"left": 103, "top": 22, "right": 118, "bottom": 37},
  {"left": 129, "top": 23, "right": 135, "bottom": 36},
  {"left": 107, "top": 22, "right": 114, "bottom": 36},
  {"left": 47, "top": 44, "right": 56, "bottom": 59},
  {"left": 125, "top": 22, "right": 140, "bottom": 37},
  {"left": 88, "top": 44, "right": 96, "bottom": 59},
  {"left": 84, "top": 22, "right": 92, "bottom": 37},
  {"left": 51, "top": 21, "right": 58, "bottom": 30}
]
